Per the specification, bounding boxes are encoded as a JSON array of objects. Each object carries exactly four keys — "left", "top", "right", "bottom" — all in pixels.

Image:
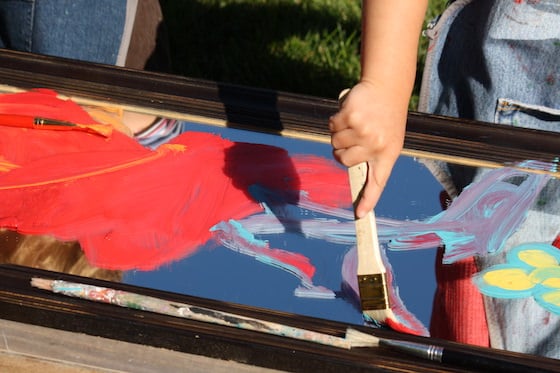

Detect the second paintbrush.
[
  {"left": 30, "top": 277, "right": 379, "bottom": 350},
  {"left": 0, "top": 114, "right": 111, "bottom": 136}
]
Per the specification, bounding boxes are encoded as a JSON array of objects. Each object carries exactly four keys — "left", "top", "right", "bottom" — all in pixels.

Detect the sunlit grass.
[{"left": 161, "top": 0, "right": 447, "bottom": 108}]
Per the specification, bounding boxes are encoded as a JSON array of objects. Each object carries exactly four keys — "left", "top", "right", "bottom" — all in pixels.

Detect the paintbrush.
[
  {"left": 348, "top": 162, "right": 395, "bottom": 325},
  {"left": 348, "top": 330, "right": 553, "bottom": 373},
  {"left": 0, "top": 114, "right": 112, "bottom": 137},
  {"left": 30, "top": 277, "right": 377, "bottom": 350},
  {"left": 337, "top": 89, "right": 395, "bottom": 326}
]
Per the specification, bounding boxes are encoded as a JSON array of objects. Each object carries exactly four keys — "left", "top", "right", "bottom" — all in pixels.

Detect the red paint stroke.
[
  {"left": 0, "top": 90, "right": 349, "bottom": 272},
  {"left": 385, "top": 318, "right": 425, "bottom": 335},
  {"left": 211, "top": 219, "right": 316, "bottom": 280}
]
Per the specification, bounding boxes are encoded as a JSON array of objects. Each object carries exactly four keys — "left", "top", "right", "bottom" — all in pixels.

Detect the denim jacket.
[{"left": 419, "top": 0, "right": 560, "bottom": 358}]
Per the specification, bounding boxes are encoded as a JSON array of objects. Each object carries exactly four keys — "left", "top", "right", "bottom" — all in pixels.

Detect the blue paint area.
[
  {"left": 379, "top": 156, "right": 441, "bottom": 327},
  {"left": 124, "top": 120, "right": 440, "bottom": 329}
]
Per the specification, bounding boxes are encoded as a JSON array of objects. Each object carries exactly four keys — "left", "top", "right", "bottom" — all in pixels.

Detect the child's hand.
[{"left": 329, "top": 81, "right": 406, "bottom": 217}]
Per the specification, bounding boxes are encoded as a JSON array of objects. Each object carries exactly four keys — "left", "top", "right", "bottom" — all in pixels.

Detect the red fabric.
[
  {"left": 552, "top": 234, "right": 560, "bottom": 249},
  {"left": 430, "top": 247, "right": 490, "bottom": 346}
]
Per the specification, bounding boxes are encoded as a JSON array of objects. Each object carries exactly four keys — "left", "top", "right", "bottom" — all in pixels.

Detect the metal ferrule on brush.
[
  {"left": 380, "top": 339, "right": 444, "bottom": 362},
  {"left": 34, "top": 118, "right": 76, "bottom": 127},
  {"left": 357, "top": 272, "right": 390, "bottom": 311}
]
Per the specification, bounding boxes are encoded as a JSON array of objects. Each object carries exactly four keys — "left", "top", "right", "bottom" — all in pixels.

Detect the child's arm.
[{"left": 329, "top": 0, "right": 428, "bottom": 217}]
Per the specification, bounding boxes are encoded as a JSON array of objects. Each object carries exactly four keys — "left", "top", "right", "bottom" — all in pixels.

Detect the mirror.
[
  {"left": 120, "top": 115, "right": 560, "bottom": 357},
  {"left": 0, "top": 53, "right": 557, "bottom": 363}
]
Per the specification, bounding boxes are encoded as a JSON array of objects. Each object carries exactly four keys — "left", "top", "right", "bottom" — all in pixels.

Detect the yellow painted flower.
[
  {"left": 518, "top": 249, "right": 558, "bottom": 268},
  {"left": 473, "top": 243, "right": 560, "bottom": 314},
  {"left": 482, "top": 267, "right": 534, "bottom": 292}
]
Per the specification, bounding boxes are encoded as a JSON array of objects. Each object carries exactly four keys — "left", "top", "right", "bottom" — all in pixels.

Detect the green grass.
[{"left": 161, "top": 0, "right": 447, "bottom": 109}]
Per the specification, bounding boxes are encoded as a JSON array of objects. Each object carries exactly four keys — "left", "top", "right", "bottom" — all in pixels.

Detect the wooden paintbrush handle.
[{"left": 348, "top": 162, "right": 385, "bottom": 275}]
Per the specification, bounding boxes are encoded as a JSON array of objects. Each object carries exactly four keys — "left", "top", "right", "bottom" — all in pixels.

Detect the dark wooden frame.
[
  {"left": 0, "top": 48, "right": 558, "bottom": 171},
  {"left": 0, "top": 49, "right": 559, "bottom": 372},
  {"left": 3, "top": 265, "right": 559, "bottom": 373}
]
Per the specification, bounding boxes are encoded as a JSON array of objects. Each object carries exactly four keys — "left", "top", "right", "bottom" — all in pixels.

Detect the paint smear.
[{"left": 384, "top": 168, "right": 551, "bottom": 263}]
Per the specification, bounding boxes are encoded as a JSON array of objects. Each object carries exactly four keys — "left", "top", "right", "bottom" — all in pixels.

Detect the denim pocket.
[{"left": 495, "top": 98, "right": 560, "bottom": 133}]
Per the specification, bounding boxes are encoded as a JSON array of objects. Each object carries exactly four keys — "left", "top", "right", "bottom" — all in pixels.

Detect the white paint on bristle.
[{"left": 345, "top": 328, "right": 380, "bottom": 348}]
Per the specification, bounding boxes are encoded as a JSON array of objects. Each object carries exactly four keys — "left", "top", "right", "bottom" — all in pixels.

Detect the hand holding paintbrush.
[{"left": 336, "top": 88, "right": 396, "bottom": 327}]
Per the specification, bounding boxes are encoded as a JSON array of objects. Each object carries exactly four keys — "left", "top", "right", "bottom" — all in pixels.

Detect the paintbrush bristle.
[
  {"left": 345, "top": 328, "right": 380, "bottom": 348},
  {"left": 30, "top": 277, "right": 54, "bottom": 291},
  {"left": 363, "top": 308, "right": 397, "bottom": 325}
]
